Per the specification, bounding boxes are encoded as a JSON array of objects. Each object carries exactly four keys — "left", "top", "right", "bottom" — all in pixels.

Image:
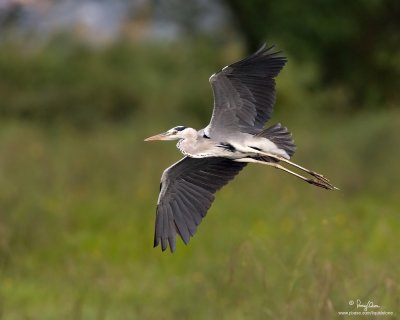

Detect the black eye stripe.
[{"left": 174, "top": 126, "right": 186, "bottom": 131}]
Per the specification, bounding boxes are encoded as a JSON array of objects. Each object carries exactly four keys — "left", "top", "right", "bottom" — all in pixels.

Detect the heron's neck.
[
  {"left": 185, "top": 128, "right": 198, "bottom": 140},
  {"left": 176, "top": 129, "right": 203, "bottom": 156}
]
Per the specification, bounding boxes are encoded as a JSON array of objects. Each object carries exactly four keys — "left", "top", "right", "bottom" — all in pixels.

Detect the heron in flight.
[{"left": 145, "top": 44, "right": 337, "bottom": 252}]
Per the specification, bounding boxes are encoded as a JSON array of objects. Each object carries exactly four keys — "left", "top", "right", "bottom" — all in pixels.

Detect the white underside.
[{"left": 231, "top": 136, "right": 290, "bottom": 159}]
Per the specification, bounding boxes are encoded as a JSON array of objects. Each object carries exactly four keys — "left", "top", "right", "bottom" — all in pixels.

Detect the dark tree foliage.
[{"left": 224, "top": 0, "right": 400, "bottom": 108}]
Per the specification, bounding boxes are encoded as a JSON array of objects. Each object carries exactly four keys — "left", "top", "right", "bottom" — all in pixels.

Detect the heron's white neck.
[
  {"left": 176, "top": 128, "right": 219, "bottom": 158},
  {"left": 177, "top": 127, "right": 198, "bottom": 141},
  {"left": 176, "top": 128, "right": 201, "bottom": 156}
]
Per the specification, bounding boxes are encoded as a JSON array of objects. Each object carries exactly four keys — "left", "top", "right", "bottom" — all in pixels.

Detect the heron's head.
[{"left": 144, "top": 126, "right": 196, "bottom": 141}]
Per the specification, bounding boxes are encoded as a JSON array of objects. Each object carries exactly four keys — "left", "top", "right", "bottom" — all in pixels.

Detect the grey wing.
[
  {"left": 205, "top": 44, "right": 287, "bottom": 136},
  {"left": 154, "top": 156, "right": 246, "bottom": 252}
]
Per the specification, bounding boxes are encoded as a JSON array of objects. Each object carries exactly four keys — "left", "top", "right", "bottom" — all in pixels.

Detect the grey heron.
[{"left": 145, "top": 44, "right": 338, "bottom": 252}]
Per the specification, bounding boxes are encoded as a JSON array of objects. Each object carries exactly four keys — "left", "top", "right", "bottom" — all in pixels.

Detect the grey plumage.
[
  {"left": 206, "top": 44, "right": 287, "bottom": 137},
  {"left": 154, "top": 157, "right": 246, "bottom": 252}
]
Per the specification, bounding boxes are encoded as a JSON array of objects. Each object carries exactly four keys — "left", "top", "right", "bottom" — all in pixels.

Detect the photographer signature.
[{"left": 356, "top": 299, "right": 380, "bottom": 311}]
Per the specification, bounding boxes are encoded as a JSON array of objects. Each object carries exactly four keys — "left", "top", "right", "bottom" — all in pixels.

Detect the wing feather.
[
  {"left": 171, "top": 200, "right": 191, "bottom": 244},
  {"left": 154, "top": 157, "right": 246, "bottom": 252},
  {"left": 206, "top": 44, "right": 287, "bottom": 136}
]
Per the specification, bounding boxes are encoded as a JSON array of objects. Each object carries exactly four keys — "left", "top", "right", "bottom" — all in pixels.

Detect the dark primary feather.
[
  {"left": 154, "top": 157, "right": 246, "bottom": 252},
  {"left": 207, "top": 44, "right": 287, "bottom": 136}
]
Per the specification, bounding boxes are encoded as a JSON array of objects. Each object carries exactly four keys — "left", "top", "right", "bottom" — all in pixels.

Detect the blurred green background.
[{"left": 0, "top": 1, "right": 399, "bottom": 319}]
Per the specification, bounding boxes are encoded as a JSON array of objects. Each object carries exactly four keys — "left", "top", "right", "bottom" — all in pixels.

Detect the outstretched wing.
[
  {"left": 205, "top": 44, "right": 287, "bottom": 136},
  {"left": 154, "top": 157, "right": 246, "bottom": 252}
]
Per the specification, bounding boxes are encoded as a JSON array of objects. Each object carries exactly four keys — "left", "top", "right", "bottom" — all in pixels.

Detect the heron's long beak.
[{"left": 144, "top": 132, "right": 171, "bottom": 141}]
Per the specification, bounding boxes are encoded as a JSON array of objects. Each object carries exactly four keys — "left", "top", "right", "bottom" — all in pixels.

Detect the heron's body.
[
  {"left": 176, "top": 128, "right": 289, "bottom": 160},
  {"left": 145, "top": 44, "right": 337, "bottom": 252}
]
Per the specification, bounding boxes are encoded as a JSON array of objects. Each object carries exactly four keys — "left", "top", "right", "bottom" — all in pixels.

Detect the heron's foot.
[
  {"left": 307, "top": 177, "right": 339, "bottom": 191},
  {"left": 307, "top": 170, "right": 339, "bottom": 190},
  {"left": 309, "top": 170, "right": 331, "bottom": 184}
]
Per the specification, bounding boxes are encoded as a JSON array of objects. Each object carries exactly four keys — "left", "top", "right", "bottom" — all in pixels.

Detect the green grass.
[{"left": 0, "top": 108, "right": 399, "bottom": 319}]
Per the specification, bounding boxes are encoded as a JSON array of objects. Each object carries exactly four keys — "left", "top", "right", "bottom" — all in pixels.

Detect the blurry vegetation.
[
  {"left": 1, "top": 38, "right": 142, "bottom": 125},
  {"left": 0, "top": 38, "right": 228, "bottom": 126}
]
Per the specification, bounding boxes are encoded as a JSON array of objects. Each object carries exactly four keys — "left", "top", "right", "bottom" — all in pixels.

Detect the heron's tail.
[{"left": 256, "top": 123, "right": 296, "bottom": 157}]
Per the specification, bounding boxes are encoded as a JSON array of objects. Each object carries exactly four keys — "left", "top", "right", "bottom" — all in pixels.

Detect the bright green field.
[{"left": 0, "top": 43, "right": 399, "bottom": 319}]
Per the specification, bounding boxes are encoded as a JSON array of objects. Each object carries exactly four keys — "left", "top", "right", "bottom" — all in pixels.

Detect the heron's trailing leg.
[
  {"left": 249, "top": 149, "right": 332, "bottom": 184},
  {"left": 236, "top": 158, "right": 337, "bottom": 190}
]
